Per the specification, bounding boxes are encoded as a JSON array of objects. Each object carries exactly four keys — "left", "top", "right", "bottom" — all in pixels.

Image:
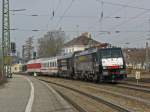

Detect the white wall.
[{"left": 62, "top": 45, "right": 88, "bottom": 55}]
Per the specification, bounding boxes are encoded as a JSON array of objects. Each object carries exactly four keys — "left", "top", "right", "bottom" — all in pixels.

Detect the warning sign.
[{"left": 135, "top": 71, "right": 141, "bottom": 80}]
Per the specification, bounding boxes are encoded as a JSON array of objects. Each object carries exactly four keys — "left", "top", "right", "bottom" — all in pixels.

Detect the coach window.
[
  {"left": 55, "top": 62, "right": 57, "bottom": 67},
  {"left": 51, "top": 62, "right": 53, "bottom": 67},
  {"left": 55, "top": 62, "right": 56, "bottom": 67},
  {"left": 50, "top": 62, "right": 52, "bottom": 67},
  {"left": 45, "top": 63, "right": 47, "bottom": 68},
  {"left": 48, "top": 62, "right": 50, "bottom": 67},
  {"left": 53, "top": 62, "right": 54, "bottom": 67},
  {"left": 56, "top": 61, "right": 57, "bottom": 67},
  {"left": 53, "top": 62, "right": 55, "bottom": 67},
  {"left": 51, "top": 62, "right": 52, "bottom": 67}
]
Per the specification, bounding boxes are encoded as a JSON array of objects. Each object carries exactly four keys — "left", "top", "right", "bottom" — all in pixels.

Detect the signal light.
[
  {"left": 11, "top": 42, "right": 16, "bottom": 53},
  {"left": 33, "top": 52, "right": 37, "bottom": 59}
]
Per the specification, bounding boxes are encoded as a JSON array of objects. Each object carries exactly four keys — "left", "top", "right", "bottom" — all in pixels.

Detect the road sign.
[{"left": 135, "top": 71, "right": 141, "bottom": 80}]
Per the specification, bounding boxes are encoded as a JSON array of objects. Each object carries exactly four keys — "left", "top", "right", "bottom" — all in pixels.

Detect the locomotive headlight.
[
  {"left": 103, "top": 71, "right": 109, "bottom": 76},
  {"left": 120, "top": 65, "right": 123, "bottom": 68},
  {"left": 103, "top": 66, "right": 107, "bottom": 69}
]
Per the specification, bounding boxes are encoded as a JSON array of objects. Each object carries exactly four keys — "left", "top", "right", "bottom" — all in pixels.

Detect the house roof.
[{"left": 64, "top": 32, "right": 101, "bottom": 47}]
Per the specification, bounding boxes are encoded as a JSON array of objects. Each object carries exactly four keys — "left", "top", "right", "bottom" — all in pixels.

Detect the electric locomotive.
[
  {"left": 73, "top": 47, "right": 127, "bottom": 82},
  {"left": 57, "top": 53, "right": 74, "bottom": 78}
]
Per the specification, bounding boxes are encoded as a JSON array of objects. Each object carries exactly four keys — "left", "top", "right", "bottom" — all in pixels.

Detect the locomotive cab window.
[{"left": 101, "top": 49, "right": 122, "bottom": 58}]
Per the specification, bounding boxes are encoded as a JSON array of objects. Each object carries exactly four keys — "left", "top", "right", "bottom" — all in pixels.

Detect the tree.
[
  {"left": 123, "top": 48, "right": 150, "bottom": 68},
  {"left": 22, "top": 37, "right": 34, "bottom": 62},
  {"left": 37, "top": 29, "right": 66, "bottom": 58}
]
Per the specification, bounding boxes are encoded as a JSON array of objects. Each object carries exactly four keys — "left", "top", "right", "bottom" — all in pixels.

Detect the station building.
[{"left": 61, "top": 32, "right": 107, "bottom": 55}]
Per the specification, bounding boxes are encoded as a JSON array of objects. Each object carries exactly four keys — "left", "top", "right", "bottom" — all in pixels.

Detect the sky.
[{"left": 0, "top": 0, "right": 150, "bottom": 52}]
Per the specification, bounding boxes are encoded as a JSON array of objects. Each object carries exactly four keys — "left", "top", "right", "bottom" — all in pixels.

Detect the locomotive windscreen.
[{"left": 101, "top": 48, "right": 122, "bottom": 58}]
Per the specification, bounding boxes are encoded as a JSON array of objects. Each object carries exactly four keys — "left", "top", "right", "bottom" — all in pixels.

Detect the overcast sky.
[{"left": 0, "top": 0, "right": 150, "bottom": 52}]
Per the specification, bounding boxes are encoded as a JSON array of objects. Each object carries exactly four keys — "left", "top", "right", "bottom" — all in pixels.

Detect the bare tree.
[
  {"left": 22, "top": 37, "right": 34, "bottom": 62},
  {"left": 37, "top": 29, "right": 66, "bottom": 58},
  {"left": 123, "top": 48, "right": 150, "bottom": 68}
]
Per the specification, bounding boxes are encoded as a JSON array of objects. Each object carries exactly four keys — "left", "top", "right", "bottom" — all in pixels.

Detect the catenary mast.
[{"left": 2, "top": 0, "right": 11, "bottom": 78}]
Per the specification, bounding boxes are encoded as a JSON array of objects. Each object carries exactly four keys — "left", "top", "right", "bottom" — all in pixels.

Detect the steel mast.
[{"left": 2, "top": 0, "right": 11, "bottom": 78}]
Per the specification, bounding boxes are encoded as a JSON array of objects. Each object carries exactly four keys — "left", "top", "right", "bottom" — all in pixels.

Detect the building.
[
  {"left": 62, "top": 32, "right": 106, "bottom": 55},
  {"left": 123, "top": 48, "right": 150, "bottom": 70}
]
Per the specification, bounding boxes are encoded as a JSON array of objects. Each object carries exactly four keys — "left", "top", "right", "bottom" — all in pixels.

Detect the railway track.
[
  {"left": 40, "top": 79, "right": 88, "bottom": 112},
  {"left": 55, "top": 89, "right": 88, "bottom": 112},
  {"left": 125, "top": 77, "right": 150, "bottom": 83},
  {"left": 117, "top": 84, "right": 150, "bottom": 93},
  {"left": 39, "top": 78, "right": 134, "bottom": 112},
  {"left": 117, "top": 82, "right": 150, "bottom": 93}
]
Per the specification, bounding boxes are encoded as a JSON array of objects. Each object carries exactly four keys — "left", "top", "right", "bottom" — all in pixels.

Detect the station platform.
[{"left": 0, "top": 75, "right": 76, "bottom": 112}]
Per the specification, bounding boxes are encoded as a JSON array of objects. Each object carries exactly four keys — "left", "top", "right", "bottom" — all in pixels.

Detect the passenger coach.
[{"left": 41, "top": 57, "right": 58, "bottom": 75}]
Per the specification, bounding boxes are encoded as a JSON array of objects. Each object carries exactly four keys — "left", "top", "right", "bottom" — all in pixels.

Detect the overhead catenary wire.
[
  {"left": 95, "top": 0, "right": 150, "bottom": 37},
  {"left": 110, "top": 10, "right": 149, "bottom": 30},
  {"left": 9, "top": 28, "right": 150, "bottom": 33},
  {"left": 55, "top": 0, "right": 75, "bottom": 29},
  {"left": 104, "top": 1, "right": 150, "bottom": 11},
  {"left": 90, "top": 0, "right": 135, "bottom": 30},
  {"left": 10, "top": 0, "right": 150, "bottom": 48},
  {"left": 95, "top": 2, "right": 150, "bottom": 37},
  {"left": 88, "top": 0, "right": 104, "bottom": 30},
  {"left": 11, "top": 13, "right": 150, "bottom": 20},
  {"left": 93, "top": 0, "right": 140, "bottom": 36},
  {"left": 116, "top": 35, "right": 149, "bottom": 45},
  {"left": 50, "top": 0, "right": 62, "bottom": 20}
]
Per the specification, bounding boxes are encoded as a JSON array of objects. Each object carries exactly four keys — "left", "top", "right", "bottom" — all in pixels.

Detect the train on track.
[{"left": 12, "top": 47, "right": 127, "bottom": 82}]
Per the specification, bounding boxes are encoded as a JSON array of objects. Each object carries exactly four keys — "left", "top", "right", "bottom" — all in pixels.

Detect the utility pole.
[
  {"left": 22, "top": 45, "right": 25, "bottom": 63},
  {"left": 2, "top": 0, "right": 11, "bottom": 78},
  {"left": 146, "top": 19, "right": 150, "bottom": 72},
  {"left": 146, "top": 42, "right": 149, "bottom": 72}
]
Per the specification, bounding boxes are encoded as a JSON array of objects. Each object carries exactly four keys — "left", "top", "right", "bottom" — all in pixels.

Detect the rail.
[{"left": 39, "top": 79, "right": 134, "bottom": 112}]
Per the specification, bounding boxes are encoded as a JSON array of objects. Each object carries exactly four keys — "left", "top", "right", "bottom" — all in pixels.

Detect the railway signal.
[
  {"left": 33, "top": 51, "right": 37, "bottom": 59},
  {"left": 11, "top": 42, "right": 16, "bottom": 53}
]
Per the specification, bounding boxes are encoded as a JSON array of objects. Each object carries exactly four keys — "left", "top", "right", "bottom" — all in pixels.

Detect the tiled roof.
[{"left": 64, "top": 33, "right": 101, "bottom": 47}]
